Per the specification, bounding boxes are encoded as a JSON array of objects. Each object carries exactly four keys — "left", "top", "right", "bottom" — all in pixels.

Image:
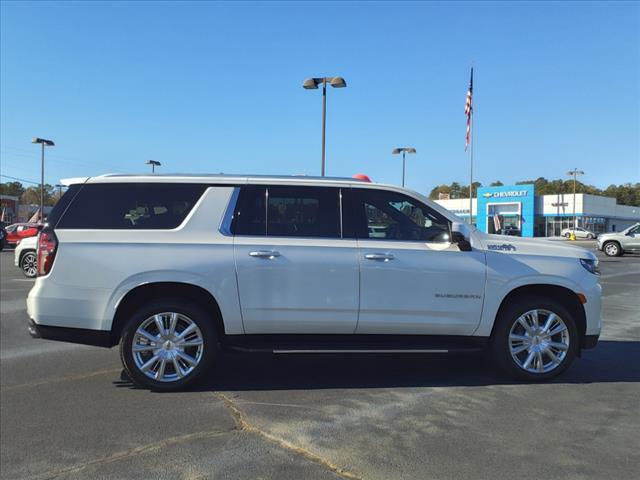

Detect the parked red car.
[{"left": 4, "top": 223, "right": 42, "bottom": 246}]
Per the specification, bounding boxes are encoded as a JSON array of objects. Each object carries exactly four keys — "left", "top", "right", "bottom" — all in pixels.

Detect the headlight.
[{"left": 580, "top": 258, "right": 599, "bottom": 275}]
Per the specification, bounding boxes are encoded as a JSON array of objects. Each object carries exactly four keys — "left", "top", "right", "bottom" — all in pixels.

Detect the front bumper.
[{"left": 28, "top": 318, "right": 113, "bottom": 347}]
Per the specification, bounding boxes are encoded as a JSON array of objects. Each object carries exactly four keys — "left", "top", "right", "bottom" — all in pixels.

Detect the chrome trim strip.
[
  {"left": 339, "top": 188, "right": 344, "bottom": 239},
  {"left": 273, "top": 349, "right": 449, "bottom": 354},
  {"left": 265, "top": 187, "right": 269, "bottom": 236},
  {"left": 219, "top": 187, "right": 240, "bottom": 236}
]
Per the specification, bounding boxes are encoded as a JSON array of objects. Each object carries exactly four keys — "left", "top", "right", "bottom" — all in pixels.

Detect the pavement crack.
[
  {"left": 29, "top": 427, "right": 234, "bottom": 480},
  {"left": 214, "top": 392, "right": 363, "bottom": 480}
]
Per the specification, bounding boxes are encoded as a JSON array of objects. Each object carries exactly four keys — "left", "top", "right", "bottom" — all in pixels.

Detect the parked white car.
[
  {"left": 560, "top": 227, "right": 597, "bottom": 239},
  {"left": 27, "top": 174, "right": 602, "bottom": 390},
  {"left": 14, "top": 235, "right": 38, "bottom": 278}
]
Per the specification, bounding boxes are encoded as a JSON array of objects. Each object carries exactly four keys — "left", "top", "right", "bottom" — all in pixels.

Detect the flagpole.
[
  {"left": 469, "top": 110, "right": 473, "bottom": 225},
  {"left": 468, "top": 64, "right": 474, "bottom": 226}
]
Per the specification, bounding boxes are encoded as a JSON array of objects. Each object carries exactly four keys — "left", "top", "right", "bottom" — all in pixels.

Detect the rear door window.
[
  {"left": 232, "top": 185, "right": 342, "bottom": 238},
  {"left": 56, "top": 183, "right": 207, "bottom": 229}
]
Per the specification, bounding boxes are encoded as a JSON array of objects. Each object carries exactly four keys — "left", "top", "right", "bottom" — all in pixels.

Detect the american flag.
[{"left": 465, "top": 68, "right": 473, "bottom": 150}]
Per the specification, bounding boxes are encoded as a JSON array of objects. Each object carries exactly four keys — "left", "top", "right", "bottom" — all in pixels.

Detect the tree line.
[
  {"left": 428, "top": 177, "right": 640, "bottom": 206},
  {"left": 0, "top": 181, "right": 64, "bottom": 206}
]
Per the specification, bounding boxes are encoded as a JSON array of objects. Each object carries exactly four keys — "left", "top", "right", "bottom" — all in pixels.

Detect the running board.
[
  {"left": 222, "top": 334, "right": 488, "bottom": 355},
  {"left": 272, "top": 348, "right": 449, "bottom": 354}
]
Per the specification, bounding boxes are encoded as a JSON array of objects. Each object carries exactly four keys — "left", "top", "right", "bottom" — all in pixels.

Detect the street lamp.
[
  {"left": 31, "top": 137, "right": 55, "bottom": 223},
  {"left": 392, "top": 147, "right": 417, "bottom": 187},
  {"left": 146, "top": 160, "right": 161, "bottom": 173},
  {"left": 55, "top": 184, "right": 65, "bottom": 202},
  {"left": 303, "top": 76, "right": 347, "bottom": 176},
  {"left": 566, "top": 168, "right": 585, "bottom": 231}
]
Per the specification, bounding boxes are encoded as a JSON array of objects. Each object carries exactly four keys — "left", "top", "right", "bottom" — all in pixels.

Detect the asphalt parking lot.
[{"left": 1, "top": 241, "right": 639, "bottom": 480}]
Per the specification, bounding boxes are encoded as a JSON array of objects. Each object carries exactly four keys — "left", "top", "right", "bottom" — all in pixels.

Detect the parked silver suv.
[{"left": 597, "top": 223, "right": 640, "bottom": 256}]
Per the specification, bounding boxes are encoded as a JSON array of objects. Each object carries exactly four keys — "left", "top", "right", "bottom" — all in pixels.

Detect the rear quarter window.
[{"left": 56, "top": 183, "right": 207, "bottom": 229}]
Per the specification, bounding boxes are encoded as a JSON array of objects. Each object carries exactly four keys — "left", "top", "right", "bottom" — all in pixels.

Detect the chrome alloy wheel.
[
  {"left": 132, "top": 312, "right": 204, "bottom": 383},
  {"left": 508, "top": 309, "right": 570, "bottom": 374},
  {"left": 604, "top": 242, "right": 619, "bottom": 256},
  {"left": 21, "top": 252, "right": 37, "bottom": 278}
]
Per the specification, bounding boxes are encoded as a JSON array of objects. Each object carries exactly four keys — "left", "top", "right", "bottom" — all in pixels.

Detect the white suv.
[{"left": 27, "top": 174, "right": 602, "bottom": 390}]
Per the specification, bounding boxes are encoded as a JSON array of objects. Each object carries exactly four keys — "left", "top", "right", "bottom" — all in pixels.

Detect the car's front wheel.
[
  {"left": 491, "top": 296, "right": 578, "bottom": 381},
  {"left": 20, "top": 251, "right": 38, "bottom": 278},
  {"left": 120, "top": 300, "right": 218, "bottom": 391},
  {"left": 603, "top": 241, "right": 622, "bottom": 257}
]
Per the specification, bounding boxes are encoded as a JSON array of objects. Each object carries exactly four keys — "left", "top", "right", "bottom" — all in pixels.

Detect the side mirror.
[{"left": 451, "top": 222, "right": 472, "bottom": 252}]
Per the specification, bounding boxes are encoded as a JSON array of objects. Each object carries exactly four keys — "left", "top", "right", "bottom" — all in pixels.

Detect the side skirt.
[{"left": 221, "top": 334, "right": 489, "bottom": 354}]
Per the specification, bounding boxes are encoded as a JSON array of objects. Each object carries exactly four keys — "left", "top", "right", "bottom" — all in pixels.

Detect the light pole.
[
  {"left": 146, "top": 160, "right": 161, "bottom": 173},
  {"left": 566, "top": 168, "right": 585, "bottom": 231},
  {"left": 55, "top": 184, "right": 65, "bottom": 202},
  {"left": 392, "top": 147, "right": 416, "bottom": 187},
  {"left": 31, "top": 137, "right": 55, "bottom": 223},
  {"left": 303, "top": 76, "right": 347, "bottom": 176}
]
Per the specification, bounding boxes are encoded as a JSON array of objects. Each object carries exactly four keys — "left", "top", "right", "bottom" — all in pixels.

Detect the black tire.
[
  {"left": 587, "top": 234, "right": 594, "bottom": 239},
  {"left": 603, "top": 241, "right": 622, "bottom": 257},
  {"left": 119, "top": 299, "right": 219, "bottom": 391},
  {"left": 491, "top": 296, "right": 579, "bottom": 381},
  {"left": 564, "top": 233, "right": 571, "bottom": 238},
  {"left": 20, "top": 251, "right": 38, "bottom": 278}
]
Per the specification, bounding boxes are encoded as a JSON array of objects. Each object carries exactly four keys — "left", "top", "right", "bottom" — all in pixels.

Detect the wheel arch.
[
  {"left": 19, "top": 248, "right": 36, "bottom": 264},
  {"left": 602, "top": 239, "right": 622, "bottom": 254},
  {"left": 490, "top": 284, "right": 586, "bottom": 345},
  {"left": 110, "top": 282, "right": 225, "bottom": 347}
]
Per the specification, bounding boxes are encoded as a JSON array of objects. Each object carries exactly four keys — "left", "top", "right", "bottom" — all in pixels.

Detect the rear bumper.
[{"left": 28, "top": 318, "right": 113, "bottom": 347}]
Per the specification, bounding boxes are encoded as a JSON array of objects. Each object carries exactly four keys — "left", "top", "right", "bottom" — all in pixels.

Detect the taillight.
[{"left": 37, "top": 229, "right": 58, "bottom": 276}]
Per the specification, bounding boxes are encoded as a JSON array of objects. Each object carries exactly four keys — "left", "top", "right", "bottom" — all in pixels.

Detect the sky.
[{"left": 1, "top": 1, "right": 639, "bottom": 195}]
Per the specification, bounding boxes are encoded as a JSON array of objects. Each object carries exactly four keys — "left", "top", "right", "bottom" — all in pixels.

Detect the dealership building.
[{"left": 435, "top": 184, "right": 640, "bottom": 237}]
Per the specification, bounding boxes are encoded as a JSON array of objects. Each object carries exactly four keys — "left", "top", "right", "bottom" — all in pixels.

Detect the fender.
[
  {"left": 102, "top": 269, "right": 244, "bottom": 334},
  {"left": 475, "top": 272, "right": 585, "bottom": 337}
]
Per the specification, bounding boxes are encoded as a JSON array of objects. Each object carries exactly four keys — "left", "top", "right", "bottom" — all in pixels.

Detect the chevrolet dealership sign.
[
  {"left": 476, "top": 184, "right": 535, "bottom": 237},
  {"left": 482, "top": 190, "right": 529, "bottom": 199}
]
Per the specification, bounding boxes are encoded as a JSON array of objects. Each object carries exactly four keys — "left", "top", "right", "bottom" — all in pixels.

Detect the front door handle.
[
  {"left": 364, "top": 253, "right": 394, "bottom": 261},
  {"left": 249, "top": 250, "right": 281, "bottom": 259}
]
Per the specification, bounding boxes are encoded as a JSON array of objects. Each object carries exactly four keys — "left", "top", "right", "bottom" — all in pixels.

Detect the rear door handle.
[
  {"left": 364, "top": 253, "right": 394, "bottom": 261},
  {"left": 249, "top": 250, "right": 281, "bottom": 259}
]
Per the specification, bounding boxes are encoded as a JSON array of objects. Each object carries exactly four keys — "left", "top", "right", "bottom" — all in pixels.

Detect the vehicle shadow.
[{"left": 114, "top": 340, "right": 640, "bottom": 391}]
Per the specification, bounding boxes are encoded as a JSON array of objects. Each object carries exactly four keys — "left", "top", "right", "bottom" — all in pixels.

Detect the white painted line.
[{"left": 600, "top": 270, "right": 640, "bottom": 280}]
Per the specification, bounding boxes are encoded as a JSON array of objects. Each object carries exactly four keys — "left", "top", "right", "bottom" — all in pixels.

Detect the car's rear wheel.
[
  {"left": 491, "top": 296, "right": 578, "bottom": 381},
  {"left": 564, "top": 232, "right": 571, "bottom": 238},
  {"left": 120, "top": 299, "right": 218, "bottom": 391},
  {"left": 20, "top": 251, "right": 37, "bottom": 278},
  {"left": 603, "top": 241, "right": 622, "bottom": 257},
  {"left": 587, "top": 233, "right": 594, "bottom": 239}
]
